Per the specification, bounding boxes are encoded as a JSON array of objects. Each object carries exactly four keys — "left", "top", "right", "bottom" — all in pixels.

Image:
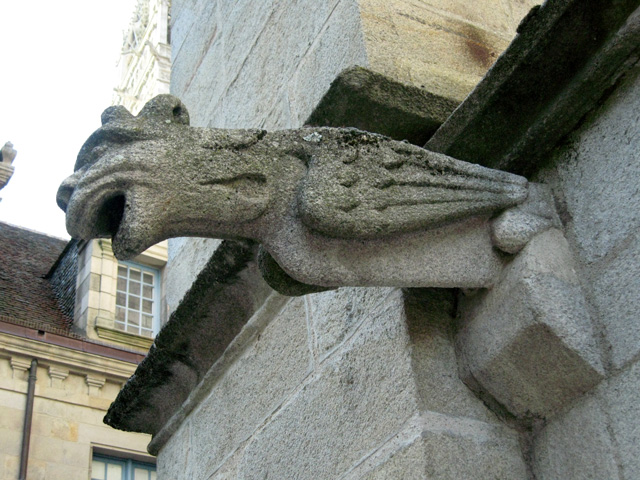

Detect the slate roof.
[{"left": 0, "top": 221, "right": 75, "bottom": 335}]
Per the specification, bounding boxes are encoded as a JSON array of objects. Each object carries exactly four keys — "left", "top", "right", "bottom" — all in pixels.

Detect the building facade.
[{"left": 0, "top": 223, "right": 157, "bottom": 480}]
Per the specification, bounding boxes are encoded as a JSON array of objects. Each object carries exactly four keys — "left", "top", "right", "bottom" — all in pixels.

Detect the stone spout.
[{"left": 58, "top": 95, "right": 553, "bottom": 294}]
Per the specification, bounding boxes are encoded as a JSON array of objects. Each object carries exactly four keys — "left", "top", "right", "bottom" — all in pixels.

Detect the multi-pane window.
[
  {"left": 115, "top": 262, "right": 159, "bottom": 338},
  {"left": 91, "top": 454, "right": 156, "bottom": 480}
]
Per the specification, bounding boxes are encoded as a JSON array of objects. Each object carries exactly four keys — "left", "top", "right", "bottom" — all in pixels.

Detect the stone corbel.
[
  {"left": 10, "top": 355, "right": 31, "bottom": 379},
  {"left": 85, "top": 374, "right": 106, "bottom": 396},
  {"left": 48, "top": 365, "right": 70, "bottom": 388},
  {"left": 457, "top": 224, "right": 603, "bottom": 419}
]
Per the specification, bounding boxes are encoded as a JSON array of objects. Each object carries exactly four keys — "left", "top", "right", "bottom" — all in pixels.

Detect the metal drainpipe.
[{"left": 18, "top": 359, "right": 37, "bottom": 480}]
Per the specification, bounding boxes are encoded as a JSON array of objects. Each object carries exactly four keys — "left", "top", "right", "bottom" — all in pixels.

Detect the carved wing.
[{"left": 298, "top": 131, "right": 528, "bottom": 238}]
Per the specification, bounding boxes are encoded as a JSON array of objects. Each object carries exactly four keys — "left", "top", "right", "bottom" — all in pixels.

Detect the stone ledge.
[
  {"left": 95, "top": 316, "right": 154, "bottom": 351},
  {"left": 0, "top": 331, "right": 140, "bottom": 380},
  {"left": 306, "top": 66, "right": 458, "bottom": 146},
  {"left": 426, "top": 0, "right": 640, "bottom": 176},
  {"left": 104, "top": 239, "right": 272, "bottom": 436}
]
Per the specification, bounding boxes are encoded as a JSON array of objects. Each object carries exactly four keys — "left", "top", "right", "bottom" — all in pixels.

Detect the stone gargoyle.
[{"left": 57, "top": 95, "right": 557, "bottom": 295}]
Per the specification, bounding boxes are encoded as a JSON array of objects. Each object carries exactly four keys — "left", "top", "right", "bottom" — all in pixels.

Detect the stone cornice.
[
  {"left": 0, "top": 328, "right": 141, "bottom": 381},
  {"left": 426, "top": 0, "right": 640, "bottom": 176}
]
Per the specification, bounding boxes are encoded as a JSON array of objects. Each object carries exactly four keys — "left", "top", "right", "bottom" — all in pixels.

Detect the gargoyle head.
[{"left": 57, "top": 95, "right": 276, "bottom": 259}]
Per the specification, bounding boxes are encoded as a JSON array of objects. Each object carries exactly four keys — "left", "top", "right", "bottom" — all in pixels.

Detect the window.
[
  {"left": 91, "top": 454, "right": 156, "bottom": 480},
  {"left": 115, "top": 262, "right": 160, "bottom": 338}
]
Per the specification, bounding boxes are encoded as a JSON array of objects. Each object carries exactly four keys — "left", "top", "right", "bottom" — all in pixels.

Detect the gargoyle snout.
[{"left": 56, "top": 172, "right": 81, "bottom": 212}]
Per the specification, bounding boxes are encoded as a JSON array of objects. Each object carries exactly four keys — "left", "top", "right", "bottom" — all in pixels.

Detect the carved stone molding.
[{"left": 10, "top": 355, "right": 31, "bottom": 379}]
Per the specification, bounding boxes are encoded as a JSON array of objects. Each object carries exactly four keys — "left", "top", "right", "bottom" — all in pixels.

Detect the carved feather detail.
[{"left": 299, "top": 133, "right": 528, "bottom": 238}]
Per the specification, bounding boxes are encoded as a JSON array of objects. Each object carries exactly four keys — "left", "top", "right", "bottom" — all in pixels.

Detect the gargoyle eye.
[{"left": 138, "top": 94, "right": 190, "bottom": 126}]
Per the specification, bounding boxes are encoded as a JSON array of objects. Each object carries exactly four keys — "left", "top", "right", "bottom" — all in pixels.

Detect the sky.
[{"left": 0, "top": 0, "right": 137, "bottom": 239}]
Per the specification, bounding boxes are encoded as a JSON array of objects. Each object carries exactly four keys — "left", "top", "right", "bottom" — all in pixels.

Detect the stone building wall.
[
  {"left": 94, "top": 0, "right": 640, "bottom": 478},
  {"left": 153, "top": 1, "right": 548, "bottom": 478},
  {"left": 0, "top": 337, "right": 151, "bottom": 480},
  {"left": 531, "top": 62, "right": 640, "bottom": 479},
  {"left": 157, "top": 289, "right": 528, "bottom": 478}
]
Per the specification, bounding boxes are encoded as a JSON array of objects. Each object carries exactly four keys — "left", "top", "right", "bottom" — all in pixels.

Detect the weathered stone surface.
[
  {"left": 350, "top": 412, "right": 527, "bottom": 480},
  {"left": 157, "top": 416, "right": 193, "bottom": 479},
  {"left": 237, "top": 298, "right": 419, "bottom": 479},
  {"left": 357, "top": 0, "right": 534, "bottom": 101},
  {"left": 457, "top": 229, "right": 604, "bottom": 418},
  {"left": 306, "top": 66, "right": 458, "bottom": 145},
  {"left": 590, "top": 232, "right": 640, "bottom": 370},
  {"left": 535, "top": 63, "right": 640, "bottom": 369},
  {"left": 307, "top": 287, "right": 398, "bottom": 360},
  {"left": 601, "top": 361, "right": 640, "bottom": 479},
  {"left": 534, "top": 359, "right": 640, "bottom": 479},
  {"left": 57, "top": 95, "right": 532, "bottom": 290},
  {"left": 175, "top": 297, "right": 311, "bottom": 479},
  {"left": 533, "top": 394, "right": 619, "bottom": 479},
  {"left": 426, "top": 0, "right": 640, "bottom": 176},
  {"left": 404, "top": 289, "right": 502, "bottom": 424}
]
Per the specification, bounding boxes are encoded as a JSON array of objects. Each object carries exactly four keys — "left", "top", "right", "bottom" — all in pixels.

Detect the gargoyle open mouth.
[
  {"left": 95, "top": 194, "right": 126, "bottom": 238},
  {"left": 90, "top": 191, "right": 152, "bottom": 260},
  {"left": 62, "top": 179, "right": 153, "bottom": 260}
]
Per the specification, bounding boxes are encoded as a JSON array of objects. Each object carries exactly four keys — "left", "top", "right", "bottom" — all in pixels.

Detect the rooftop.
[{"left": 0, "top": 221, "right": 73, "bottom": 334}]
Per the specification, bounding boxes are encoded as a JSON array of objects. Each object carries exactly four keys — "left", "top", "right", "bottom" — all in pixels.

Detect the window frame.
[
  {"left": 91, "top": 453, "right": 156, "bottom": 480},
  {"left": 115, "top": 261, "right": 161, "bottom": 338}
]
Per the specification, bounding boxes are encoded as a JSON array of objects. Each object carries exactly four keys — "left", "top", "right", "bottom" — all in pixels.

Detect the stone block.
[
  {"left": 404, "top": 289, "right": 500, "bottom": 423},
  {"left": 170, "top": 0, "right": 219, "bottom": 100},
  {"left": 307, "top": 287, "right": 398, "bottom": 361},
  {"left": 183, "top": 297, "right": 311, "bottom": 478},
  {"left": 458, "top": 229, "right": 603, "bottom": 418},
  {"left": 208, "top": 442, "right": 245, "bottom": 480},
  {"left": 29, "top": 435, "right": 88, "bottom": 468},
  {"left": 358, "top": 438, "right": 426, "bottom": 480},
  {"left": 533, "top": 393, "right": 618, "bottom": 480},
  {"left": 216, "top": 0, "right": 344, "bottom": 129},
  {"left": 306, "top": 66, "right": 458, "bottom": 145},
  {"left": 358, "top": 0, "right": 513, "bottom": 101},
  {"left": 237, "top": 299, "right": 420, "bottom": 479},
  {"left": 289, "top": 0, "right": 369, "bottom": 125},
  {"left": 539, "top": 64, "right": 640, "bottom": 264},
  {"left": 348, "top": 412, "right": 526, "bottom": 479},
  {"left": 600, "top": 360, "right": 640, "bottom": 480},
  {"left": 158, "top": 418, "right": 194, "bottom": 480},
  {"left": 591, "top": 231, "right": 640, "bottom": 369},
  {"left": 418, "top": 414, "right": 527, "bottom": 479}
]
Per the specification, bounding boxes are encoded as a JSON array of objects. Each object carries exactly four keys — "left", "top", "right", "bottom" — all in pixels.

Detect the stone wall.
[
  {"left": 158, "top": 289, "right": 527, "bottom": 479},
  {"left": 531, "top": 62, "right": 640, "bottom": 480}
]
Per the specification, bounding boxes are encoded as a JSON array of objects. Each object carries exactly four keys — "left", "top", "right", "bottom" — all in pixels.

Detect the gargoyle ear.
[
  {"left": 137, "top": 94, "right": 190, "bottom": 126},
  {"left": 101, "top": 105, "right": 134, "bottom": 125}
]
